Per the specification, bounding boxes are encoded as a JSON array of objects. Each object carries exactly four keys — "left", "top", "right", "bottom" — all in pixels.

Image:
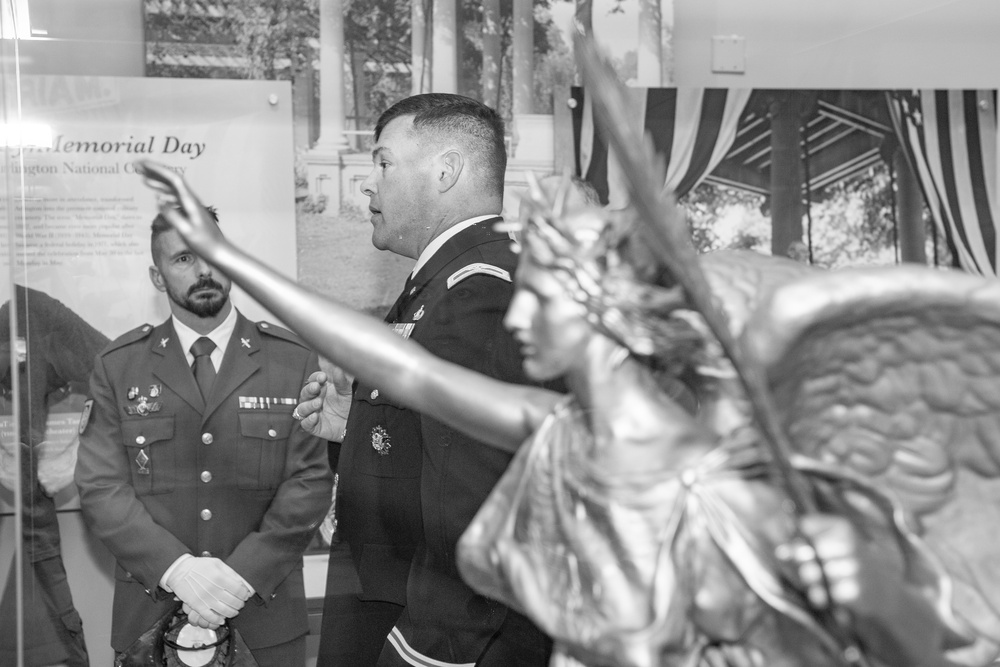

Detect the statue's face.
[{"left": 505, "top": 256, "right": 592, "bottom": 381}]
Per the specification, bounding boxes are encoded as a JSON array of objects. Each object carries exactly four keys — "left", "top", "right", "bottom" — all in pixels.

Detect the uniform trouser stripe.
[{"left": 386, "top": 627, "right": 475, "bottom": 667}]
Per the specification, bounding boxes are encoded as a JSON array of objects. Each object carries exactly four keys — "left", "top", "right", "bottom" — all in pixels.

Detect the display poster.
[{"left": 0, "top": 75, "right": 298, "bottom": 512}]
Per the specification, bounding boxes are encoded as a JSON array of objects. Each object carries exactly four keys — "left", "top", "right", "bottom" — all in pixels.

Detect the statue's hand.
[
  {"left": 699, "top": 643, "right": 764, "bottom": 667},
  {"left": 777, "top": 514, "right": 883, "bottom": 614},
  {"left": 134, "top": 160, "right": 226, "bottom": 258}
]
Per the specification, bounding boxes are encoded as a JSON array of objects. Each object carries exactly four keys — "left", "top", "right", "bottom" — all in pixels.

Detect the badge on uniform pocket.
[
  {"left": 135, "top": 448, "right": 151, "bottom": 475},
  {"left": 371, "top": 425, "right": 391, "bottom": 456}
]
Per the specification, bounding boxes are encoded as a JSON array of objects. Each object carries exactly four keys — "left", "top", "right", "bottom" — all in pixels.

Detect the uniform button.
[
  {"left": 202, "top": 432, "right": 213, "bottom": 445},
  {"left": 370, "top": 389, "right": 379, "bottom": 400},
  {"left": 200, "top": 471, "right": 212, "bottom": 483},
  {"left": 267, "top": 428, "right": 277, "bottom": 438},
  {"left": 135, "top": 436, "right": 146, "bottom": 445},
  {"left": 200, "top": 509, "right": 212, "bottom": 521},
  {"left": 201, "top": 550, "right": 212, "bottom": 557}
]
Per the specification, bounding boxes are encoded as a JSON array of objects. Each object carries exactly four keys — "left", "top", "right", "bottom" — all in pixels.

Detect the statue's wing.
[
  {"left": 698, "top": 250, "right": 818, "bottom": 339},
  {"left": 742, "top": 263, "right": 1000, "bottom": 663}
]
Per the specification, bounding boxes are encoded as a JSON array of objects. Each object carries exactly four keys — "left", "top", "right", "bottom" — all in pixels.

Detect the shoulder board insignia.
[
  {"left": 446, "top": 263, "right": 511, "bottom": 289},
  {"left": 103, "top": 323, "right": 154, "bottom": 355},
  {"left": 256, "top": 321, "right": 307, "bottom": 346}
]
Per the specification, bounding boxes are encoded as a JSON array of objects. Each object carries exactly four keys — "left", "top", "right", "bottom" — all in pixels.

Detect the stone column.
[
  {"left": 660, "top": 0, "right": 674, "bottom": 85},
  {"left": 512, "top": 0, "right": 533, "bottom": 115},
  {"left": 411, "top": 0, "right": 430, "bottom": 94},
  {"left": 432, "top": 0, "right": 457, "bottom": 93},
  {"left": 306, "top": 0, "right": 350, "bottom": 208},
  {"left": 636, "top": 0, "right": 662, "bottom": 86},
  {"left": 895, "top": 147, "right": 926, "bottom": 263},
  {"left": 769, "top": 92, "right": 805, "bottom": 257},
  {"left": 313, "top": 0, "right": 349, "bottom": 153},
  {"left": 481, "top": 0, "right": 502, "bottom": 108}
]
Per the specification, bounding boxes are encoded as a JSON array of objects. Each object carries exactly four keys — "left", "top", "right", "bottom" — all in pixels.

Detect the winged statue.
[{"left": 457, "top": 33, "right": 1000, "bottom": 667}]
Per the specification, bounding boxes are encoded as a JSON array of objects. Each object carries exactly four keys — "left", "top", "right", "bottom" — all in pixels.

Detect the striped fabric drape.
[
  {"left": 571, "top": 86, "right": 752, "bottom": 207},
  {"left": 886, "top": 90, "right": 998, "bottom": 276}
]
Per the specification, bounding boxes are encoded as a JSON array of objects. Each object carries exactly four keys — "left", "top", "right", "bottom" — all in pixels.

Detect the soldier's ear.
[
  {"left": 149, "top": 265, "right": 167, "bottom": 293},
  {"left": 436, "top": 149, "right": 463, "bottom": 193}
]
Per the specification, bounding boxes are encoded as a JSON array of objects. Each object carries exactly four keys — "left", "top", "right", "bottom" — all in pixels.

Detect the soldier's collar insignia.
[
  {"left": 241, "top": 337, "right": 251, "bottom": 348},
  {"left": 159, "top": 337, "right": 169, "bottom": 349},
  {"left": 413, "top": 305, "right": 425, "bottom": 321}
]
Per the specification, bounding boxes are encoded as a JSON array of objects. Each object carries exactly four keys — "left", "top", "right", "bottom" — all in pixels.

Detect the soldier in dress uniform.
[
  {"left": 303, "top": 93, "right": 556, "bottom": 666},
  {"left": 74, "top": 209, "right": 332, "bottom": 667}
]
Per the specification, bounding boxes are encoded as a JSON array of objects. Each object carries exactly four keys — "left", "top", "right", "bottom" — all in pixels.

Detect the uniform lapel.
[
  {"left": 387, "top": 219, "right": 506, "bottom": 324},
  {"left": 150, "top": 320, "right": 204, "bottom": 413},
  {"left": 410, "top": 218, "right": 506, "bottom": 297},
  {"left": 202, "top": 312, "right": 260, "bottom": 420},
  {"left": 384, "top": 280, "right": 415, "bottom": 324}
]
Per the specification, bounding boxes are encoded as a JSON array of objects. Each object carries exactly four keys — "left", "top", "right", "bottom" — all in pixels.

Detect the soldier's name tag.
[
  {"left": 391, "top": 323, "right": 414, "bottom": 339},
  {"left": 239, "top": 396, "right": 296, "bottom": 409}
]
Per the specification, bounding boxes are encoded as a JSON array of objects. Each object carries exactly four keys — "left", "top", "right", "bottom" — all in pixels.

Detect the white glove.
[
  {"left": 182, "top": 602, "right": 222, "bottom": 630},
  {"left": 165, "top": 557, "right": 250, "bottom": 626}
]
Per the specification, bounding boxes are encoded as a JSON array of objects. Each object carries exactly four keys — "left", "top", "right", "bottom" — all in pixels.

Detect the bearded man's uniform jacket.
[
  {"left": 75, "top": 311, "right": 332, "bottom": 653},
  {"left": 330, "top": 219, "right": 553, "bottom": 663}
]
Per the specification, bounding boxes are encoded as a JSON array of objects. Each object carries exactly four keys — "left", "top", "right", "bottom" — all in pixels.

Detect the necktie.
[{"left": 190, "top": 337, "right": 217, "bottom": 399}]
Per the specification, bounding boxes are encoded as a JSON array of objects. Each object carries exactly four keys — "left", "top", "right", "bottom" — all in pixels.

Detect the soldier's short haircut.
[{"left": 374, "top": 93, "right": 506, "bottom": 199}]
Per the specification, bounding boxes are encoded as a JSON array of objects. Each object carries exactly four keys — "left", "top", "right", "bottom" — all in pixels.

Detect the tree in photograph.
[
  {"left": 533, "top": 16, "right": 576, "bottom": 113},
  {"left": 460, "top": 0, "right": 560, "bottom": 117},
  {"left": 344, "top": 0, "right": 411, "bottom": 126},
  {"left": 145, "top": 0, "right": 319, "bottom": 81},
  {"left": 683, "top": 165, "right": 948, "bottom": 270},
  {"left": 227, "top": 0, "right": 319, "bottom": 80},
  {"left": 680, "top": 182, "right": 768, "bottom": 254}
]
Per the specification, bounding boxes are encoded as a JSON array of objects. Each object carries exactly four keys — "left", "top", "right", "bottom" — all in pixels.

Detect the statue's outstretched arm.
[{"left": 137, "top": 160, "right": 556, "bottom": 453}]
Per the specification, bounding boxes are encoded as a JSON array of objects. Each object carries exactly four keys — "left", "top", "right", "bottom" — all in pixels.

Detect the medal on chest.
[
  {"left": 371, "top": 425, "right": 391, "bottom": 456},
  {"left": 124, "top": 384, "right": 162, "bottom": 416}
]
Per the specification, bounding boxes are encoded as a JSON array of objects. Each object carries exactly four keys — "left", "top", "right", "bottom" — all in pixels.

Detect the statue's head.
[{"left": 504, "top": 173, "right": 704, "bottom": 388}]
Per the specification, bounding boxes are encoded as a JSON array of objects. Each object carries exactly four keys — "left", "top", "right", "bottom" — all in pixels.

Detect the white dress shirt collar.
[
  {"left": 410, "top": 214, "right": 499, "bottom": 278},
  {"left": 172, "top": 305, "right": 238, "bottom": 371}
]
